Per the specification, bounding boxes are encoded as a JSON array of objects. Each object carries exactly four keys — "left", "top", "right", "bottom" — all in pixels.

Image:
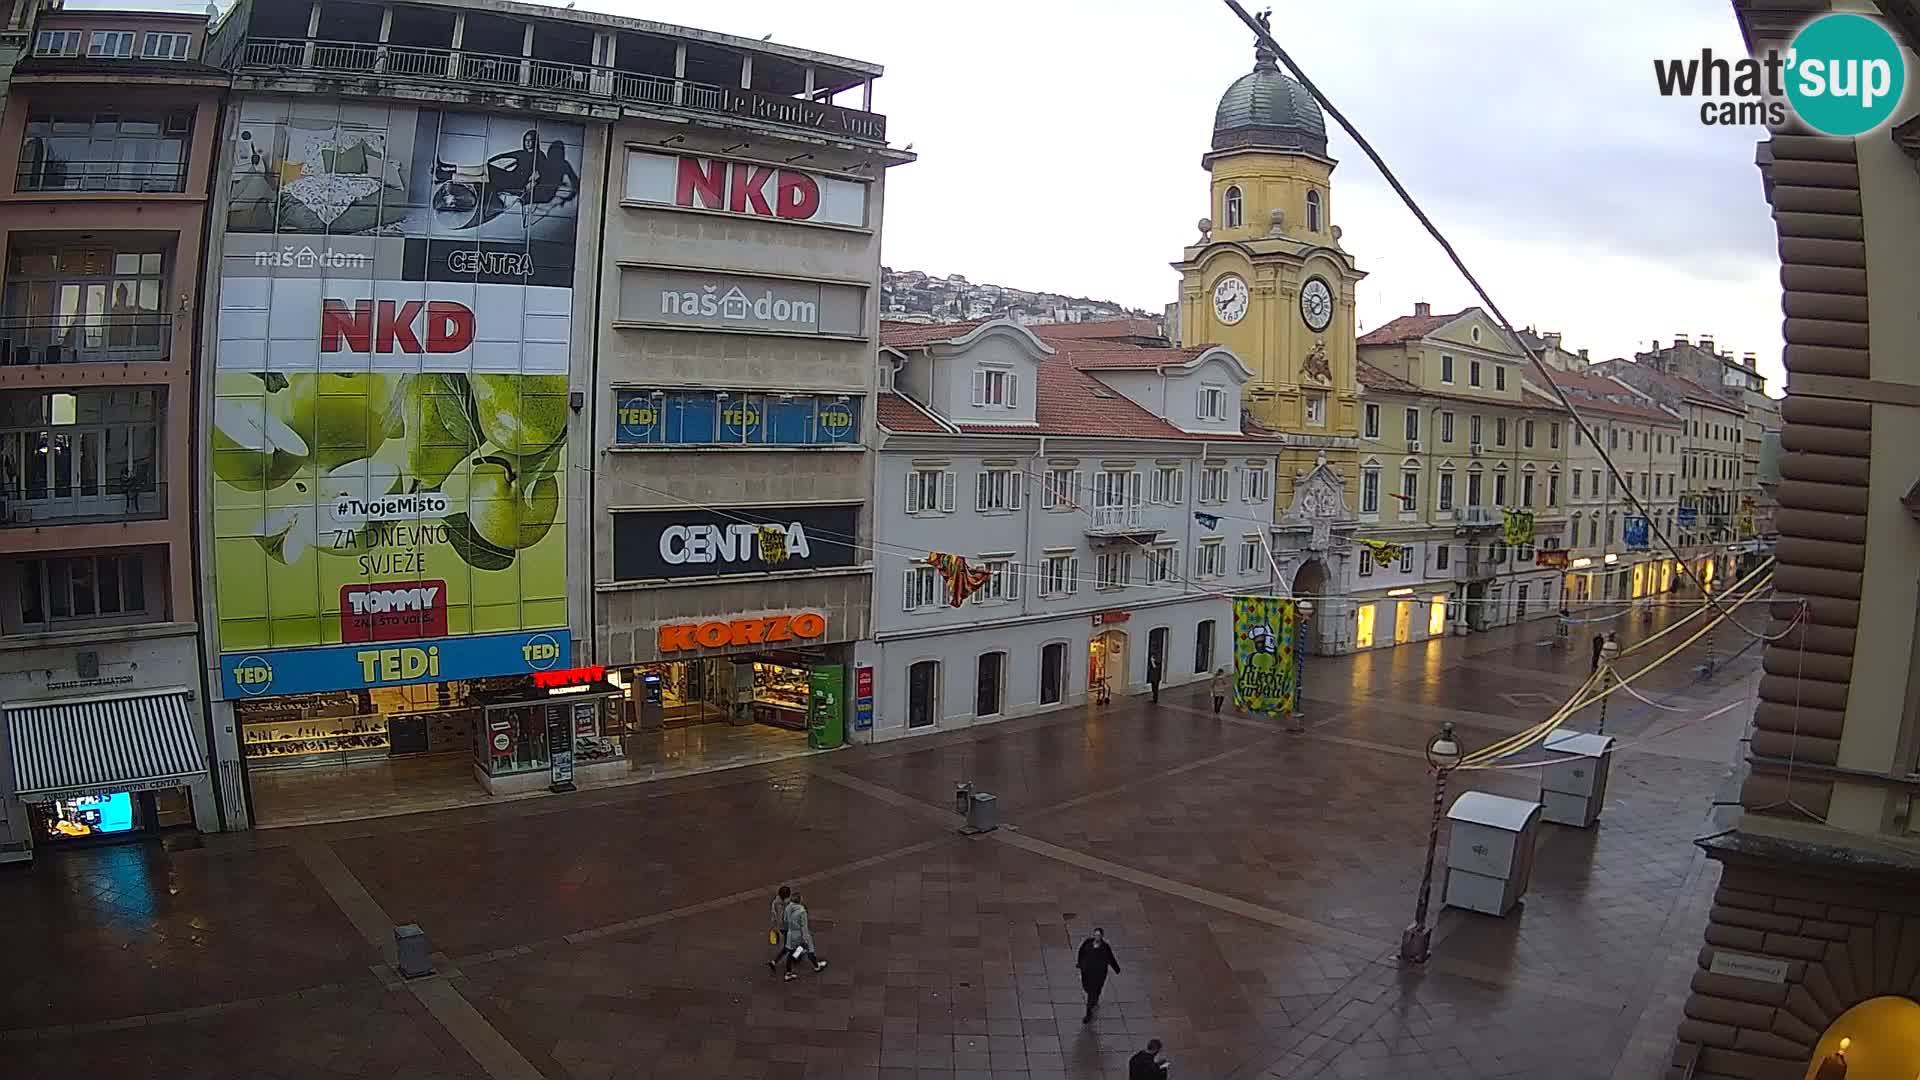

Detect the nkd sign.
[
  {"left": 624, "top": 151, "right": 869, "bottom": 229},
  {"left": 617, "top": 268, "right": 865, "bottom": 337}
]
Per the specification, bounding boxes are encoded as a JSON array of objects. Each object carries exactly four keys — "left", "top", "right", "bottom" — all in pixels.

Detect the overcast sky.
[{"left": 126, "top": 0, "right": 1784, "bottom": 386}]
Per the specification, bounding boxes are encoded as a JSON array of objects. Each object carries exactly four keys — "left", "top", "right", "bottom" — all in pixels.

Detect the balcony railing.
[
  {"left": 0, "top": 315, "right": 173, "bottom": 365},
  {"left": 1, "top": 480, "right": 167, "bottom": 527},
  {"left": 16, "top": 160, "right": 187, "bottom": 194},
  {"left": 237, "top": 37, "right": 888, "bottom": 143}
]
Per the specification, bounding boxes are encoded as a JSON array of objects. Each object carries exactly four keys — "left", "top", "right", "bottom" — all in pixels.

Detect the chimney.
[
  {"left": 1743, "top": 351, "right": 1757, "bottom": 370},
  {"left": 1700, "top": 334, "right": 1715, "bottom": 352},
  {"left": 1650, "top": 339, "right": 1660, "bottom": 352},
  {"left": 1578, "top": 347, "right": 1589, "bottom": 361},
  {"left": 1544, "top": 331, "right": 1562, "bottom": 349},
  {"left": 1413, "top": 301, "right": 1431, "bottom": 318},
  {"left": 1675, "top": 334, "right": 1689, "bottom": 347}
]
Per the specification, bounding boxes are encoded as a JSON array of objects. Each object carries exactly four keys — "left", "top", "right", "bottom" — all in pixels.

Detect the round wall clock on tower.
[
  {"left": 1300, "top": 276, "right": 1333, "bottom": 332},
  {"left": 1213, "top": 274, "right": 1249, "bottom": 325}
]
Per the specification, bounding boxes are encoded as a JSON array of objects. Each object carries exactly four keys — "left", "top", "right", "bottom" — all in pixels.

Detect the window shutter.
[
  {"left": 971, "top": 369, "right": 986, "bottom": 406},
  {"left": 1009, "top": 472, "right": 1023, "bottom": 510},
  {"left": 1068, "top": 558, "right": 1079, "bottom": 594},
  {"left": 1006, "top": 373, "right": 1019, "bottom": 409},
  {"left": 1172, "top": 468, "right": 1185, "bottom": 506},
  {"left": 905, "top": 471, "right": 921, "bottom": 514},
  {"left": 975, "top": 471, "right": 990, "bottom": 511},
  {"left": 1129, "top": 470, "right": 1142, "bottom": 509},
  {"left": 1072, "top": 471, "right": 1085, "bottom": 509},
  {"left": 941, "top": 470, "right": 956, "bottom": 512},
  {"left": 903, "top": 568, "right": 917, "bottom": 611},
  {"left": 1006, "top": 561, "right": 1020, "bottom": 599}
]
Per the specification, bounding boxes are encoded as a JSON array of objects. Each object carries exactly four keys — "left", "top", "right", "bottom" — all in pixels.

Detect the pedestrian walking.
[
  {"left": 766, "top": 885, "right": 791, "bottom": 976},
  {"left": 781, "top": 889, "right": 827, "bottom": 980},
  {"left": 1147, "top": 653, "right": 1163, "bottom": 704},
  {"left": 1209, "top": 667, "right": 1228, "bottom": 715},
  {"left": 1590, "top": 631, "right": 1606, "bottom": 673},
  {"left": 1077, "top": 927, "right": 1121, "bottom": 1022},
  {"left": 1129, "top": 1039, "right": 1170, "bottom": 1078}
]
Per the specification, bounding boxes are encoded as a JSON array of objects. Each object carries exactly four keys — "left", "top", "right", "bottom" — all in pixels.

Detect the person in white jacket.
[{"left": 782, "top": 890, "right": 827, "bottom": 980}]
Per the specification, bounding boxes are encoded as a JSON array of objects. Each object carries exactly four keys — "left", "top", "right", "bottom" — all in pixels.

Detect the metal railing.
[
  {"left": 16, "top": 160, "right": 187, "bottom": 194},
  {"left": 0, "top": 315, "right": 173, "bottom": 365},
  {"left": 1088, "top": 505, "right": 1144, "bottom": 530},
  {"left": 237, "top": 37, "right": 882, "bottom": 141},
  {"left": 1, "top": 480, "right": 167, "bottom": 527}
]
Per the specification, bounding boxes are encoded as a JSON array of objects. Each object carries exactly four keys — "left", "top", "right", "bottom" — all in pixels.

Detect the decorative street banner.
[
  {"left": 1233, "top": 596, "right": 1298, "bottom": 717},
  {"left": 1678, "top": 506, "right": 1698, "bottom": 527},
  {"left": 1624, "top": 515, "right": 1651, "bottom": 550},
  {"left": 1358, "top": 539, "right": 1406, "bottom": 566},
  {"left": 1536, "top": 549, "right": 1571, "bottom": 570},
  {"left": 1502, "top": 507, "right": 1536, "bottom": 546},
  {"left": 211, "top": 98, "right": 583, "bottom": 682}
]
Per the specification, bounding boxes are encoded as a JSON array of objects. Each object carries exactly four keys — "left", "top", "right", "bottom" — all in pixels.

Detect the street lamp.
[
  {"left": 1400, "top": 720, "right": 1464, "bottom": 964},
  {"left": 1289, "top": 598, "right": 1314, "bottom": 734}
]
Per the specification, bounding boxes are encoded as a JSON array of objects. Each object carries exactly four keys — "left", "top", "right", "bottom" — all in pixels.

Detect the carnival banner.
[
  {"left": 1358, "top": 539, "right": 1406, "bottom": 566},
  {"left": 1624, "top": 515, "right": 1650, "bottom": 551},
  {"left": 1502, "top": 507, "right": 1535, "bottom": 546},
  {"left": 1233, "top": 596, "right": 1298, "bottom": 716},
  {"left": 1536, "top": 549, "right": 1570, "bottom": 570}
]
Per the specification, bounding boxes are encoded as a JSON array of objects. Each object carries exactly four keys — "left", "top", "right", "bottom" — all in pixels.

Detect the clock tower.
[{"left": 1172, "top": 25, "right": 1365, "bottom": 506}]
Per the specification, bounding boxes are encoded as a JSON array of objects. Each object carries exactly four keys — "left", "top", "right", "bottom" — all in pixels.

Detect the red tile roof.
[
  {"left": 879, "top": 319, "right": 990, "bottom": 348},
  {"left": 1062, "top": 344, "right": 1211, "bottom": 371},
  {"left": 1356, "top": 309, "right": 1468, "bottom": 346},
  {"left": 1029, "top": 317, "right": 1163, "bottom": 342},
  {"left": 1358, "top": 361, "right": 1565, "bottom": 413},
  {"left": 1541, "top": 369, "right": 1679, "bottom": 423},
  {"left": 1589, "top": 360, "right": 1741, "bottom": 412},
  {"left": 874, "top": 391, "right": 950, "bottom": 434},
  {"left": 1356, "top": 361, "right": 1419, "bottom": 394}
]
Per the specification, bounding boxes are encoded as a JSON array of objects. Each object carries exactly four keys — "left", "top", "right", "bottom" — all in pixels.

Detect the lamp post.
[
  {"left": 1289, "top": 598, "right": 1313, "bottom": 734},
  {"left": 1400, "top": 720, "right": 1464, "bottom": 964}
]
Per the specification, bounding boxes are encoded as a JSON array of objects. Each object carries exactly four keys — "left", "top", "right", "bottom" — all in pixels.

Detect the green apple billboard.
[{"left": 212, "top": 98, "right": 583, "bottom": 698}]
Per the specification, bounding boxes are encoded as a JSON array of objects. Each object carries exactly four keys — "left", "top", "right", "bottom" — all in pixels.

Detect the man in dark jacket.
[
  {"left": 1077, "top": 927, "right": 1121, "bottom": 1023},
  {"left": 1591, "top": 631, "right": 1606, "bottom": 673},
  {"left": 1147, "top": 653, "right": 1163, "bottom": 703},
  {"left": 1129, "top": 1039, "right": 1169, "bottom": 1078}
]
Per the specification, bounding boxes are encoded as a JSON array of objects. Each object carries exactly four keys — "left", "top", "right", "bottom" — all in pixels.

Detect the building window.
[
  {"left": 1198, "top": 465, "right": 1229, "bottom": 504},
  {"left": 1495, "top": 417, "right": 1508, "bottom": 447},
  {"left": 1305, "top": 189, "right": 1322, "bottom": 232},
  {"left": 4, "top": 245, "right": 173, "bottom": 355},
  {"left": 1198, "top": 385, "right": 1227, "bottom": 421},
  {"left": 975, "top": 651, "right": 1006, "bottom": 716},
  {"left": 1435, "top": 545, "right": 1450, "bottom": 570},
  {"left": 1151, "top": 464, "right": 1184, "bottom": 505},
  {"left": 1467, "top": 470, "right": 1483, "bottom": 506},
  {"left": 1523, "top": 419, "right": 1535, "bottom": 448},
  {"left": 905, "top": 467, "right": 953, "bottom": 514},
  {"left": 1441, "top": 354, "right": 1455, "bottom": 383},
  {"left": 1572, "top": 470, "right": 1582, "bottom": 498},
  {"left": 1400, "top": 547, "right": 1414, "bottom": 573},
  {"left": 1364, "top": 403, "right": 1380, "bottom": 439},
  {"left": 33, "top": 30, "right": 82, "bottom": 56},
  {"left": 1588, "top": 517, "right": 1599, "bottom": 546},
  {"left": 1550, "top": 422, "right": 1560, "bottom": 449},
  {"left": 1096, "top": 551, "right": 1132, "bottom": 590},
  {"left": 1404, "top": 408, "right": 1420, "bottom": 443},
  {"left": 1609, "top": 427, "right": 1619, "bottom": 450},
  {"left": 1438, "top": 471, "right": 1455, "bottom": 511},
  {"left": 1195, "top": 539, "right": 1225, "bottom": 578},
  {"left": 1522, "top": 472, "right": 1535, "bottom": 507},
  {"left": 1491, "top": 542, "right": 1508, "bottom": 565},
  {"left": 1591, "top": 468, "right": 1601, "bottom": 494},
  {"left": 1241, "top": 464, "right": 1270, "bottom": 502},
  {"left": 87, "top": 30, "right": 135, "bottom": 58},
  {"left": 903, "top": 565, "right": 941, "bottom": 611},
  {"left": 1360, "top": 467, "right": 1380, "bottom": 513},
  {"left": 1224, "top": 185, "right": 1244, "bottom": 228},
  {"left": 141, "top": 32, "right": 192, "bottom": 60},
  {"left": 1471, "top": 327, "right": 1483, "bottom": 343},
  {"left": 975, "top": 467, "right": 1022, "bottom": 512},
  {"left": 1469, "top": 359, "right": 1482, "bottom": 387},
  {"left": 1195, "top": 620, "right": 1216, "bottom": 674},
  {"left": 1041, "top": 551, "right": 1078, "bottom": 596},
  {"left": 1304, "top": 392, "right": 1326, "bottom": 426},
  {"left": 1441, "top": 411, "right": 1455, "bottom": 443},
  {"left": 1400, "top": 468, "right": 1419, "bottom": 512},
  {"left": 972, "top": 367, "right": 1017, "bottom": 408},
  {"left": 1, "top": 389, "right": 162, "bottom": 517},
  {"left": 1573, "top": 424, "right": 1583, "bottom": 446},
  {"left": 1148, "top": 544, "right": 1179, "bottom": 584},
  {"left": 1494, "top": 471, "right": 1508, "bottom": 505},
  {"left": 1042, "top": 467, "right": 1081, "bottom": 511},
  {"left": 17, "top": 551, "right": 148, "bottom": 626},
  {"left": 1359, "top": 547, "right": 1374, "bottom": 576},
  {"left": 1496, "top": 367, "right": 1507, "bottom": 391},
  {"left": 1548, "top": 472, "right": 1561, "bottom": 506},
  {"left": 971, "top": 556, "right": 1020, "bottom": 605},
  {"left": 1240, "top": 534, "right": 1264, "bottom": 574},
  {"left": 1470, "top": 414, "right": 1483, "bottom": 446}
]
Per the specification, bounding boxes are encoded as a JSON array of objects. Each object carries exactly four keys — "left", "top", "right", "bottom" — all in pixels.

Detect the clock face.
[
  {"left": 1300, "top": 277, "right": 1334, "bottom": 332},
  {"left": 1212, "top": 275, "right": 1249, "bottom": 325}
]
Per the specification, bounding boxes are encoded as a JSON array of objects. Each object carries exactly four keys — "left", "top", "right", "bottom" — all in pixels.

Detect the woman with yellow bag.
[{"left": 766, "top": 885, "right": 791, "bottom": 976}]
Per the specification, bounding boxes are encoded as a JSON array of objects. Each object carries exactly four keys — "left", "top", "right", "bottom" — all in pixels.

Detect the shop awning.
[{"left": 6, "top": 689, "right": 207, "bottom": 802}]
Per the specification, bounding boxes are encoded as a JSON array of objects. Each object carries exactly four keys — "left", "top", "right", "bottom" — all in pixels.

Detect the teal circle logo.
[{"left": 1786, "top": 14, "right": 1906, "bottom": 136}]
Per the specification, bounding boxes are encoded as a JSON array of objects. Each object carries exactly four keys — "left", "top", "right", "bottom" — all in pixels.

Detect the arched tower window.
[
  {"left": 1224, "top": 186, "right": 1243, "bottom": 228},
  {"left": 1305, "top": 189, "right": 1322, "bottom": 232}
]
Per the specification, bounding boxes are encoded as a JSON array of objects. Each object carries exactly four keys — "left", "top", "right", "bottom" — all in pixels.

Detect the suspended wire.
[{"left": 1221, "top": 0, "right": 1773, "bottom": 642}]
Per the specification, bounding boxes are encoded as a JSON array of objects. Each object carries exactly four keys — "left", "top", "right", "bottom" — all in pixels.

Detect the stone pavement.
[{"left": 0, "top": 605, "right": 1764, "bottom": 1079}]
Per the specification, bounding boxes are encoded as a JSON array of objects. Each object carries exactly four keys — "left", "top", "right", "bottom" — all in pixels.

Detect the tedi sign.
[{"left": 625, "top": 150, "right": 869, "bottom": 229}]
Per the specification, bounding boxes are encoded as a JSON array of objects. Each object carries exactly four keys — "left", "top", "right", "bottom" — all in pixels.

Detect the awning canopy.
[{"left": 7, "top": 689, "right": 207, "bottom": 802}]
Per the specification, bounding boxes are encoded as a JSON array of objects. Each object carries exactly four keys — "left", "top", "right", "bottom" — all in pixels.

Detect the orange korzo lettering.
[
  {"left": 765, "top": 616, "right": 792, "bottom": 643},
  {"left": 657, "top": 613, "right": 830, "bottom": 654}
]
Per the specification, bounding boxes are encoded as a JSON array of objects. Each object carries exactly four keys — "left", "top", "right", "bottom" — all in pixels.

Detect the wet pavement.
[{"left": 0, "top": 605, "right": 1758, "bottom": 1079}]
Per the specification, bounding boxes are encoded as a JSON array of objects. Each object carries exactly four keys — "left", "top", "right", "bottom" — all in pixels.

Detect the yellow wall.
[{"left": 1207, "top": 152, "right": 1334, "bottom": 247}]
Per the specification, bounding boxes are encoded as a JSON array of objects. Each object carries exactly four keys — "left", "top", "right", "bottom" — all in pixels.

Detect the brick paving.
[{"left": 0, "top": 609, "right": 1756, "bottom": 1079}]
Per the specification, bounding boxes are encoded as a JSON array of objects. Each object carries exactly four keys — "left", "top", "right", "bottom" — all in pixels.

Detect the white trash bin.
[
  {"left": 1443, "top": 791, "right": 1542, "bottom": 916},
  {"left": 1540, "top": 730, "right": 1615, "bottom": 828}
]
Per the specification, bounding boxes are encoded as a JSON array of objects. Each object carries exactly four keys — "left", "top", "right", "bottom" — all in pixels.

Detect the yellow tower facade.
[{"left": 1172, "top": 35, "right": 1365, "bottom": 511}]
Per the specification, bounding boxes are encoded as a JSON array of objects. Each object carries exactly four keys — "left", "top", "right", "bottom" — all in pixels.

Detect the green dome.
[{"left": 1212, "top": 42, "right": 1328, "bottom": 156}]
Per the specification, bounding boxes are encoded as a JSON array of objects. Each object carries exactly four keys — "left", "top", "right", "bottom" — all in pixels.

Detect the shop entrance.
[
  {"left": 1089, "top": 630, "right": 1128, "bottom": 697},
  {"left": 28, "top": 788, "right": 195, "bottom": 845},
  {"left": 620, "top": 650, "right": 831, "bottom": 772},
  {"left": 1040, "top": 642, "right": 1067, "bottom": 705},
  {"left": 907, "top": 660, "right": 939, "bottom": 728}
]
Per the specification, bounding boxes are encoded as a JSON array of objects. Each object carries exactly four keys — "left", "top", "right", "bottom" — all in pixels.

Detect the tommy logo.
[{"left": 339, "top": 581, "right": 450, "bottom": 643}]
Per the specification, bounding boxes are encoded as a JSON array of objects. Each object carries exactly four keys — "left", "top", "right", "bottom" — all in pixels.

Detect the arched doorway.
[
  {"left": 1089, "top": 630, "right": 1129, "bottom": 699},
  {"left": 1291, "top": 559, "right": 1329, "bottom": 656}
]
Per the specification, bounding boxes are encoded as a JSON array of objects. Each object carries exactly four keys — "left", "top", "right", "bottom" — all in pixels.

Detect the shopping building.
[
  {"left": 860, "top": 319, "right": 1282, "bottom": 736},
  {"left": 1352, "top": 304, "right": 1569, "bottom": 637},
  {"left": 0, "top": 5, "right": 224, "bottom": 861},
  {"left": 1667, "top": 5, "right": 1920, "bottom": 1078},
  {"left": 193, "top": 0, "right": 899, "bottom": 826}
]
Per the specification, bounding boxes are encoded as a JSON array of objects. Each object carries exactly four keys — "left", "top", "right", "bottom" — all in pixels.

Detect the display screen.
[{"left": 44, "top": 792, "right": 136, "bottom": 838}]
